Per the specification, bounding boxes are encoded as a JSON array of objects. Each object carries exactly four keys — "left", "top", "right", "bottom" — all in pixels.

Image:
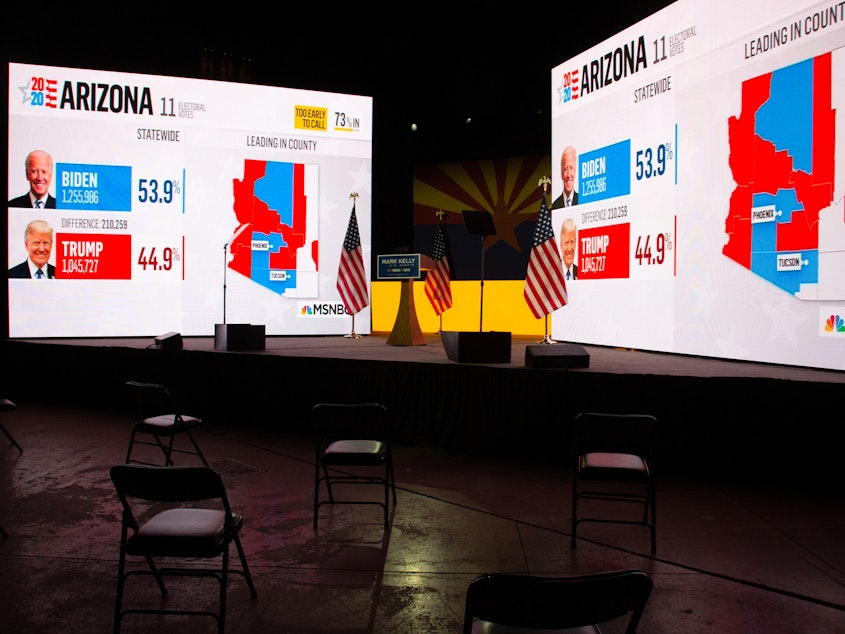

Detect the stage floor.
[{"left": 11, "top": 331, "right": 845, "bottom": 384}]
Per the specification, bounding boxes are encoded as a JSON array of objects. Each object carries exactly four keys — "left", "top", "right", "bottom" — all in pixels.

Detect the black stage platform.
[{"left": 3, "top": 333, "right": 843, "bottom": 488}]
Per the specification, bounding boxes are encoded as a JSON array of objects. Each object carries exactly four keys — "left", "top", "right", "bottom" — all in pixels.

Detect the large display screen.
[
  {"left": 550, "top": 0, "right": 845, "bottom": 371},
  {"left": 7, "top": 62, "right": 372, "bottom": 337}
]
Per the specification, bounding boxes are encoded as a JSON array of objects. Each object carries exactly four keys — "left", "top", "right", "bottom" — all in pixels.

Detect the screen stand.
[
  {"left": 214, "top": 242, "right": 265, "bottom": 350},
  {"left": 222, "top": 243, "right": 228, "bottom": 324},
  {"left": 440, "top": 211, "right": 511, "bottom": 363},
  {"left": 461, "top": 210, "right": 497, "bottom": 331}
]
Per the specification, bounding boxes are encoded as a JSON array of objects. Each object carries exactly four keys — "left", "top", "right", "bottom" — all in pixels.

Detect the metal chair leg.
[{"left": 0, "top": 423, "right": 23, "bottom": 454}]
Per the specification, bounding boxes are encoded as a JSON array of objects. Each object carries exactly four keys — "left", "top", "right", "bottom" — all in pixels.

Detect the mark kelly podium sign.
[{"left": 378, "top": 253, "right": 425, "bottom": 346}]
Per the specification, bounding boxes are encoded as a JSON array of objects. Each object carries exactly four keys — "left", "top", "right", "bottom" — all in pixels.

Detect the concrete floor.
[{"left": 1, "top": 400, "right": 844, "bottom": 633}]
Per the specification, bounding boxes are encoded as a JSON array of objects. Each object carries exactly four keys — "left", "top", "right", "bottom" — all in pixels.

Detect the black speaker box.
[
  {"left": 214, "top": 323, "right": 265, "bottom": 351},
  {"left": 525, "top": 344, "right": 590, "bottom": 369},
  {"left": 154, "top": 331, "right": 183, "bottom": 350},
  {"left": 441, "top": 331, "right": 512, "bottom": 364}
]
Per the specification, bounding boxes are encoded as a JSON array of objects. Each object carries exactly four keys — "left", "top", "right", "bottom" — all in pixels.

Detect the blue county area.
[
  {"left": 255, "top": 161, "right": 294, "bottom": 227},
  {"left": 773, "top": 188, "right": 803, "bottom": 223},
  {"left": 756, "top": 58, "right": 813, "bottom": 173},
  {"left": 752, "top": 247, "right": 817, "bottom": 295},
  {"left": 750, "top": 191, "right": 817, "bottom": 294},
  {"left": 250, "top": 230, "right": 297, "bottom": 295},
  {"left": 750, "top": 199, "right": 777, "bottom": 255}
]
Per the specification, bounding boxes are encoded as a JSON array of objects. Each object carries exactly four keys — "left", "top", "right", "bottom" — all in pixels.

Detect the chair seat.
[
  {"left": 128, "top": 508, "right": 241, "bottom": 557},
  {"left": 136, "top": 414, "right": 202, "bottom": 431},
  {"left": 323, "top": 439, "right": 386, "bottom": 465},
  {"left": 580, "top": 452, "right": 649, "bottom": 480}
]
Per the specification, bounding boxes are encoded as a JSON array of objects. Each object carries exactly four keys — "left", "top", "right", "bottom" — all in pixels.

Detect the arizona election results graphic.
[
  {"left": 55, "top": 148, "right": 187, "bottom": 282},
  {"left": 7, "top": 62, "right": 373, "bottom": 338},
  {"left": 556, "top": 135, "right": 678, "bottom": 283},
  {"left": 43, "top": 153, "right": 185, "bottom": 282},
  {"left": 550, "top": 5, "right": 684, "bottom": 287},
  {"left": 9, "top": 66, "right": 191, "bottom": 284},
  {"left": 549, "top": 0, "right": 845, "bottom": 371}
]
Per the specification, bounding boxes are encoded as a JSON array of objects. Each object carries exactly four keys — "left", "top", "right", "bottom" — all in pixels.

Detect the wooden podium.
[
  {"left": 387, "top": 278, "right": 425, "bottom": 346},
  {"left": 378, "top": 253, "right": 433, "bottom": 347}
]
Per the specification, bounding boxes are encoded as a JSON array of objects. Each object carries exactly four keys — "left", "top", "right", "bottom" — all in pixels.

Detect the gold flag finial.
[
  {"left": 435, "top": 209, "right": 448, "bottom": 221},
  {"left": 349, "top": 192, "right": 359, "bottom": 200},
  {"left": 537, "top": 176, "right": 550, "bottom": 194}
]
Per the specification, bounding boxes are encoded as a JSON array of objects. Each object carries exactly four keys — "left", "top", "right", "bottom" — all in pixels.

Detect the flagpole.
[
  {"left": 345, "top": 312, "right": 362, "bottom": 338},
  {"left": 541, "top": 314, "right": 554, "bottom": 344},
  {"left": 538, "top": 176, "right": 556, "bottom": 345},
  {"left": 435, "top": 208, "right": 447, "bottom": 334}
]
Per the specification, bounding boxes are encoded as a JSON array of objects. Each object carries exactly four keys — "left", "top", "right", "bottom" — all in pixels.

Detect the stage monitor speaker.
[
  {"left": 442, "top": 331, "right": 511, "bottom": 364},
  {"left": 525, "top": 344, "right": 590, "bottom": 369},
  {"left": 214, "top": 323, "right": 265, "bottom": 351},
  {"left": 154, "top": 331, "right": 183, "bottom": 350}
]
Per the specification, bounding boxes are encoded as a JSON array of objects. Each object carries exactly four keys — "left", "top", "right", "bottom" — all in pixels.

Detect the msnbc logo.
[
  {"left": 824, "top": 314, "right": 845, "bottom": 333},
  {"left": 299, "top": 302, "right": 349, "bottom": 317}
]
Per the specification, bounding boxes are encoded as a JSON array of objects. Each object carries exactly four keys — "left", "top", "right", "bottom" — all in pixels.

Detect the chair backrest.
[
  {"left": 463, "top": 570, "right": 653, "bottom": 634},
  {"left": 312, "top": 402, "right": 389, "bottom": 446},
  {"left": 125, "top": 380, "right": 177, "bottom": 418},
  {"left": 572, "top": 412, "right": 658, "bottom": 461},
  {"left": 110, "top": 464, "right": 226, "bottom": 504}
]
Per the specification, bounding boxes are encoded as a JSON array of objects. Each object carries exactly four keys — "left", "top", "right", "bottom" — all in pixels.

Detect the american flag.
[
  {"left": 424, "top": 221, "right": 452, "bottom": 316},
  {"left": 336, "top": 203, "right": 369, "bottom": 315},
  {"left": 524, "top": 193, "right": 568, "bottom": 318}
]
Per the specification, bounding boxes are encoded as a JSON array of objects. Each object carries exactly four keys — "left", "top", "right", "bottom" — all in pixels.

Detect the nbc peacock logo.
[{"left": 823, "top": 314, "right": 845, "bottom": 333}]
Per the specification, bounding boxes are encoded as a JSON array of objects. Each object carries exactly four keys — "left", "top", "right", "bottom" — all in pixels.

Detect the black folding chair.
[
  {"left": 124, "top": 381, "right": 208, "bottom": 466},
  {"left": 463, "top": 569, "right": 653, "bottom": 633},
  {"left": 0, "top": 398, "right": 23, "bottom": 454},
  {"left": 110, "top": 464, "right": 257, "bottom": 633},
  {"left": 571, "top": 412, "right": 658, "bottom": 553},
  {"left": 313, "top": 402, "right": 397, "bottom": 529},
  {"left": 0, "top": 398, "right": 22, "bottom": 539}
]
